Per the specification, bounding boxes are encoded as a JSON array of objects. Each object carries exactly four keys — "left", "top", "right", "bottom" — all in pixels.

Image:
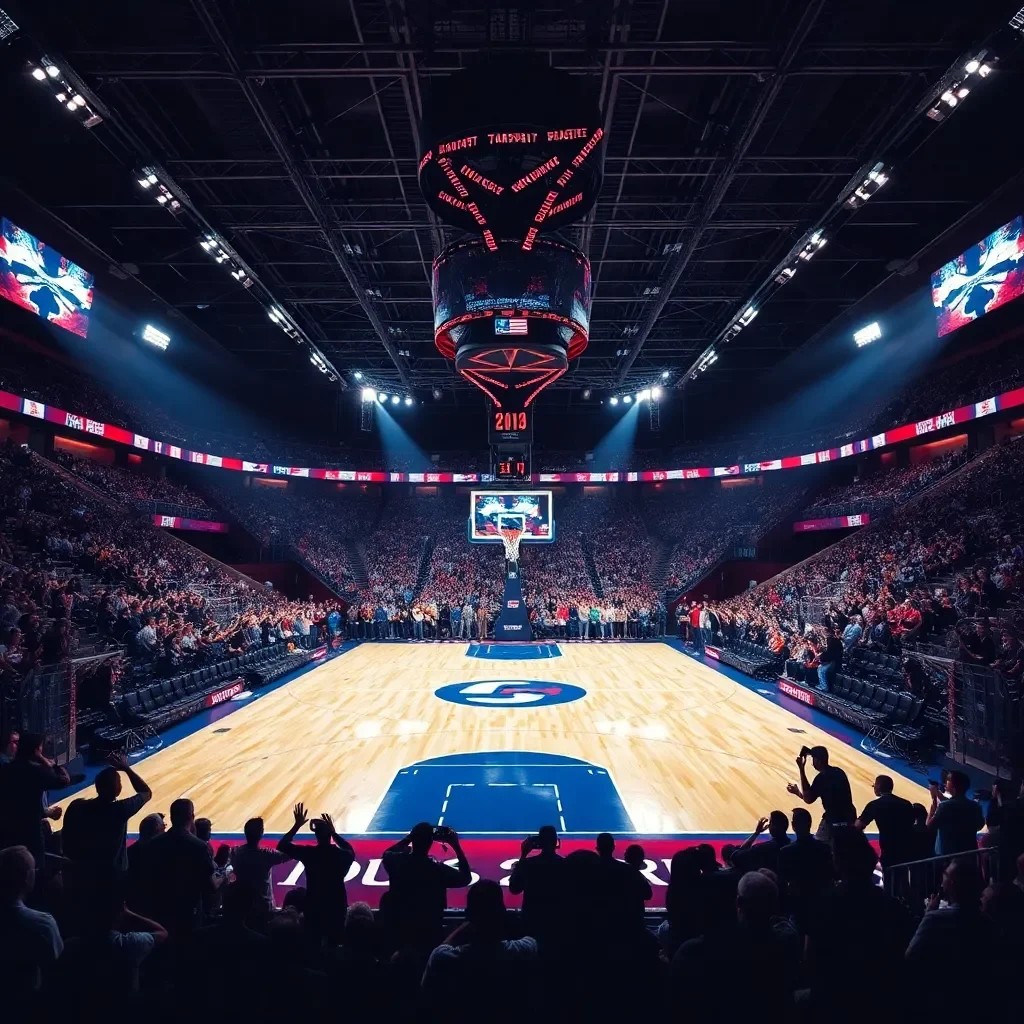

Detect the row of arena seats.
[
  {"left": 89, "top": 644, "right": 315, "bottom": 759},
  {"left": 845, "top": 647, "right": 905, "bottom": 688},
  {"left": 711, "top": 638, "right": 783, "bottom": 679},
  {"left": 780, "top": 666, "right": 926, "bottom": 743}
]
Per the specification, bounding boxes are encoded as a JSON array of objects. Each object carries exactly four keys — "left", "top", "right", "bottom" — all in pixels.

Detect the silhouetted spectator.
[
  {"left": 0, "top": 731, "right": 70, "bottom": 871},
  {"left": 787, "top": 745, "right": 856, "bottom": 840},
  {"left": 731, "top": 811, "right": 791, "bottom": 875},
  {"left": 382, "top": 822, "right": 471, "bottom": 951},
  {"left": 508, "top": 825, "right": 566, "bottom": 946},
  {"left": 139, "top": 797, "right": 219, "bottom": 935},
  {"left": 927, "top": 770, "right": 984, "bottom": 855},
  {"left": 0, "top": 845, "right": 62, "bottom": 996},
  {"left": 672, "top": 871, "right": 800, "bottom": 1024},
  {"left": 856, "top": 774, "right": 915, "bottom": 867},
  {"left": 421, "top": 878, "right": 538, "bottom": 1019},
  {"left": 232, "top": 815, "right": 289, "bottom": 915},
  {"left": 277, "top": 804, "right": 355, "bottom": 943}
]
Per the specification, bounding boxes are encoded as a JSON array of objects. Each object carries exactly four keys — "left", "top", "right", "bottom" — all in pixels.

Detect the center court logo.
[{"left": 435, "top": 679, "right": 586, "bottom": 707}]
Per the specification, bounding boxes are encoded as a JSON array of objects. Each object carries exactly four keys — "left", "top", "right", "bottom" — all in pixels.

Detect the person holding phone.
[
  {"left": 382, "top": 822, "right": 472, "bottom": 951},
  {"left": 787, "top": 746, "right": 856, "bottom": 841},
  {"left": 508, "top": 824, "right": 565, "bottom": 946}
]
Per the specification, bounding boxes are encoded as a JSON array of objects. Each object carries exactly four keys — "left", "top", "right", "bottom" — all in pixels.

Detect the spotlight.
[
  {"left": 141, "top": 324, "right": 170, "bottom": 350},
  {"left": 432, "top": 387, "right": 443, "bottom": 400},
  {"left": 623, "top": 395, "right": 632, "bottom": 404},
  {"left": 378, "top": 392, "right": 388, "bottom": 403},
  {"left": 65, "top": 100, "right": 77, "bottom": 112},
  {"left": 353, "top": 371, "right": 363, "bottom": 380},
  {"left": 46, "top": 64, "right": 59, "bottom": 77},
  {"left": 73, "top": 94, "right": 86, "bottom": 107},
  {"left": 637, "top": 389, "right": 651, "bottom": 402},
  {"left": 55, "top": 92, "right": 66, "bottom": 102},
  {"left": 965, "top": 59, "right": 980, "bottom": 73},
  {"left": 156, "top": 193, "right": 168, "bottom": 204},
  {"left": 609, "top": 396, "right": 619, "bottom": 406},
  {"left": 361, "top": 387, "right": 376, "bottom": 402},
  {"left": 391, "top": 395, "right": 400, "bottom": 405},
  {"left": 853, "top": 321, "right": 882, "bottom": 347},
  {"left": 404, "top": 396, "right": 414, "bottom": 406},
  {"left": 957, "top": 86, "right": 970, "bottom": 99},
  {"left": 940, "top": 90, "right": 958, "bottom": 107},
  {"left": 582, "top": 388, "right": 592, "bottom": 400},
  {"left": 661, "top": 370, "right": 670, "bottom": 379},
  {"left": 31, "top": 67, "right": 46, "bottom": 81},
  {"left": 978, "top": 63, "right": 992, "bottom": 77},
  {"left": 652, "top": 386, "right": 662, "bottom": 399}
]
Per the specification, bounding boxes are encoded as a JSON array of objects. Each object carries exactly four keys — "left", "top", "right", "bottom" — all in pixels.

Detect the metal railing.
[
  {"left": 881, "top": 845, "right": 1001, "bottom": 919},
  {"left": 134, "top": 499, "right": 219, "bottom": 521}
]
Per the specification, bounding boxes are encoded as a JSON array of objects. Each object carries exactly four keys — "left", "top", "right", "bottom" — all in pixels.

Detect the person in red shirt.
[{"left": 689, "top": 603, "right": 702, "bottom": 651}]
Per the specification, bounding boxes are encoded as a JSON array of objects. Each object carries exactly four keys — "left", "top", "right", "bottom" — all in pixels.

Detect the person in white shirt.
[
  {"left": 0, "top": 845, "right": 63, "bottom": 994},
  {"left": 421, "top": 878, "right": 537, "bottom": 1005},
  {"left": 460, "top": 601, "right": 473, "bottom": 640}
]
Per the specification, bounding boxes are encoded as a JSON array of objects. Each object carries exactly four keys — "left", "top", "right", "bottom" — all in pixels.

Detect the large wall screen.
[
  {"left": 469, "top": 490, "right": 554, "bottom": 542},
  {"left": 931, "top": 214, "right": 1024, "bottom": 337},
  {"left": 0, "top": 217, "right": 95, "bottom": 338}
]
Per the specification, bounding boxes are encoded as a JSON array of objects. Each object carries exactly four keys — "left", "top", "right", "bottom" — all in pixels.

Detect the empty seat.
[
  {"left": 881, "top": 690, "right": 899, "bottom": 717},
  {"left": 868, "top": 686, "right": 887, "bottom": 711},
  {"left": 893, "top": 693, "right": 913, "bottom": 723},
  {"left": 856, "top": 683, "right": 875, "bottom": 707}
]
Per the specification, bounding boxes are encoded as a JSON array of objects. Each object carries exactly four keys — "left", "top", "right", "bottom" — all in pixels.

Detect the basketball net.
[{"left": 500, "top": 525, "right": 523, "bottom": 563}]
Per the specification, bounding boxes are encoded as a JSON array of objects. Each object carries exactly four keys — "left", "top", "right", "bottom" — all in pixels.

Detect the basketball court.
[{"left": 60, "top": 641, "right": 932, "bottom": 838}]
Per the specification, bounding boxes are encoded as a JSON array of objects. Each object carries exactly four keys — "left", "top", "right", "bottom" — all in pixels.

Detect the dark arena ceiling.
[{"left": 3, "top": 1, "right": 1024, "bottom": 436}]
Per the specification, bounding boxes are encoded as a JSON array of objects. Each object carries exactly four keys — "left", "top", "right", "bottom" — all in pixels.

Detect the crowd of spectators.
[
  {"left": 803, "top": 450, "right": 969, "bottom": 514},
  {"left": 695, "top": 438, "right": 1024, "bottom": 695},
  {"left": 54, "top": 452, "right": 218, "bottom": 516},
  {"left": 650, "top": 480, "right": 805, "bottom": 595},
  {"left": 208, "top": 481, "right": 374, "bottom": 595},
  {"left": 0, "top": 443, "right": 345, "bottom": 711},
  {"left": 1, "top": 748, "right": 1021, "bottom": 1016}
]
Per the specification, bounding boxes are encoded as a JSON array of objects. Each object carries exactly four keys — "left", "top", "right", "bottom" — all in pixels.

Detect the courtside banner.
[
  {"left": 151, "top": 515, "right": 229, "bottom": 532},
  {"left": 204, "top": 838, "right": 751, "bottom": 910},
  {"left": 792, "top": 513, "right": 870, "bottom": 532},
  {"left": 7, "top": 379, "right": 1024, "bottom": 484}
]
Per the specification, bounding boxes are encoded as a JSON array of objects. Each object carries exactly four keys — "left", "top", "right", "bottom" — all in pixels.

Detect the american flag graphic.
[{"left": 494, "top": 317, "right": 528, "bottom": 335}]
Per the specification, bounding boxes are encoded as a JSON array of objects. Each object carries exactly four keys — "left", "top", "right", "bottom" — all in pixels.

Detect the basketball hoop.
[{"left": 500, "top": 525, "right": 524, "bottom": 563}]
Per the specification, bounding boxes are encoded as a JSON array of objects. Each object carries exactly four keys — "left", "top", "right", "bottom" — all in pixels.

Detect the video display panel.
[
  {"left": 931, "top": 215, "right": 1024, "bottom": 337},
  {"left": 0, "top": 218, "right": 95, "bottom": 338},
  {"left": 470, "top": 490, "right": 553, "bottom": 542}
]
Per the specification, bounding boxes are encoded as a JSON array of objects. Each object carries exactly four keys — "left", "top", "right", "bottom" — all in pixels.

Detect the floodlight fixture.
[
  {"left": 141, "top": 324, "right": 170, "bottom": 350},
  {"left": 853, "top": 321, "right": 882, "bottom": 347}
]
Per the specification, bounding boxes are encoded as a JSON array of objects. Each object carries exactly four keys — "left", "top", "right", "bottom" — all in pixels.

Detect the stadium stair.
[
  {"left": 343, "top": 539, "right": 369, "bottom": 590},
  {"left": 648, "top": 539, "right": 675, "bottom": 594},
  {"left": 580, "top": 535, "right": 605, "bottom": 599},
  {"left": 412, "top": 536, "right": 434, "bottom": 599}
]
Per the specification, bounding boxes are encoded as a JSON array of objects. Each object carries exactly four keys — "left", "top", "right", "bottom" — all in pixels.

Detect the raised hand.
[
  {"left": 293, "top": 802, "right": 308, "bottom": 827},
  {"left": 755, "top": 816, "right": 769, "bottom": 835},
  {"left": 319, "top": 812, "right": 336, "bottom": 835},
  {"left": 786, "top": 782, "right": 800, "bottom": 797},
  {"left": 108, "top": 752, "right": 130, "bottom": 772}
]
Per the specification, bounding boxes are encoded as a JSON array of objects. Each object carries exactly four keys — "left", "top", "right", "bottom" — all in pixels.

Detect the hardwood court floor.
[{"left": 64, "top": 643, "right": 931, "bottom": 834}]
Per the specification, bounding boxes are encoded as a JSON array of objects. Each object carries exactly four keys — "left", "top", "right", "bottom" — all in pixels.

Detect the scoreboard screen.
[{"left": 488, "top": 406, "right": 533, "bottom": 444}]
